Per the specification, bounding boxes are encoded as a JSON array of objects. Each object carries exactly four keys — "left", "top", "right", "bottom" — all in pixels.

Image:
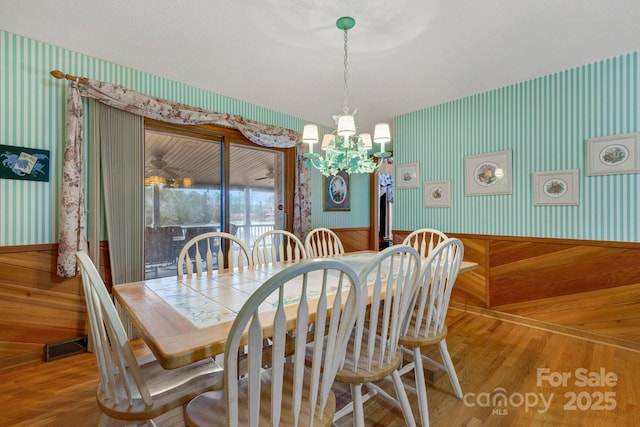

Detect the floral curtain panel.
[
  {"left": 57, "top": 78, "right": 311, "bottom": 277},
  {"left": 57, "top": 83, "right": 87, "bottom": 276}
]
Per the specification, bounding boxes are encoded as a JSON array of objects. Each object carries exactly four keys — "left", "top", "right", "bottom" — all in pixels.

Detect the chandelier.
[{"left": 302, "top": 17, "right": 391, "bottom": 176}]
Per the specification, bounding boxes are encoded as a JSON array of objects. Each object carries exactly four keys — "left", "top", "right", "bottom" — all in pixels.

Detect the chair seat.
[
  {"left": 335, "top": 332, "right": 403, "bottom": 384},
  {"left": 399, "top": 323, "right": 448, "bottom": 348},
  {"left": 98, "top": 355, "right": 223, "bottom": 421},
  {"left": 185, "top": 362, "right": 336, "bottom": 427}
]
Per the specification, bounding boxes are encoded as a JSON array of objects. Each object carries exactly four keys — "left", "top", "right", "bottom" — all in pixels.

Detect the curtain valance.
[{"left": 57, "top": 77, "right": 311, "bottom": 277}]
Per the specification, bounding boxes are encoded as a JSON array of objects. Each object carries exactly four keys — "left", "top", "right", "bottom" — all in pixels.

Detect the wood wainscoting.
[
  {"left": 332, "top": 227, "right": 373, "bottom": 253},
  {"left": 0, "top": 243, "right": 111, "bottom": 370},
  {"left": 393, "top": 231, "right": 640, "bottom": 307}
]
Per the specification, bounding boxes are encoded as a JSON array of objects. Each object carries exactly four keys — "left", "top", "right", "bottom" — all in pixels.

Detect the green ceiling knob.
[{"left": 336, "top": 17, "right": 355, "bottom": 31}]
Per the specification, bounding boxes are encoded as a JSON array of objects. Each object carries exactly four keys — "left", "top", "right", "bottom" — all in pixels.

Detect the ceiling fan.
[
  {"left": 255, "top": 167, "right": 274, "bottom": 181},
  {"left": 146, "top": 155, "right": 186, "bottom": 178}
]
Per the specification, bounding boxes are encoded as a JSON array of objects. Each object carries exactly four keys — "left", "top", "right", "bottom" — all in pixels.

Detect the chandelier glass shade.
[{"left": 303, "top": 17, "right": 390, "bottom": 176}]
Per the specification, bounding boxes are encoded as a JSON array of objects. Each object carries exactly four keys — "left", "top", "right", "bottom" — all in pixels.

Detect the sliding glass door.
[
  {"left": 229, "top": 144, "right": 284, "bottom": 247},
  {"left": 143, "top": 122, "right": 290, "bottom": 279}
]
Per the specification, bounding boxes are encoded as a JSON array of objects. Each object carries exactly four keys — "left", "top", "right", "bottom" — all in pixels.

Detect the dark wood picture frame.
[{"left": 323, "top": 171, "right": 350, "bottom": 211}]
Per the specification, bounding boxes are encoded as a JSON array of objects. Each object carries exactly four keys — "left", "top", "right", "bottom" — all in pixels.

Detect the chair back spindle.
[
  {"left": 177, "top": 232, "right": 253, "bottom": 279},
  {"left": 252, "top": 230, "right": 306, "bottom": 268},
  {"left": 304, "top": 227, "right": 345, "bottom": 258},
  {"left": 402, "top": 228, "right": 448, "bottom": 259}
]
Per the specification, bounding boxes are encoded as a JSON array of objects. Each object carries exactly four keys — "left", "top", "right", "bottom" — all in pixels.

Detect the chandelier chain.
[{"left": 343, "top": 28, "right": 349, "bottom": 115}]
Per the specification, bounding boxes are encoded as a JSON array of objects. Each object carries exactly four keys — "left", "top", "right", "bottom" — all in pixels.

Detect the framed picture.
[
  {"left": 423, "top": 180, "right": 451, "bottom": 208},
  {"left": 323, "top": 171, "right": 350, "bottom": 211},
  {"left": 0, "top": 144, "right": 50, "bottom": 182},
  {"left": 533, "top": 169, "right": 579, "bottom": 206},
  {"left": 396, "top": 162, "right": 419, "bottom": 189},
  {"left": 465, "top": 150, "right": 512, "bottom": 196},
  {"left": 585, "top": 133, "right": 639, "bottom": 176}
]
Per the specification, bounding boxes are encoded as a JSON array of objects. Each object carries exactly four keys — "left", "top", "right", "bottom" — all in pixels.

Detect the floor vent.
[{"left": 44, "top": 336, "right": 88, "bottom": 362}]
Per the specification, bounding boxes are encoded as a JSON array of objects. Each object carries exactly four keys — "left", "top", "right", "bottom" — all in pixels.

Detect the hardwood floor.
[
  {"left": 1, "top": 308, "right": 638, "bottom": 426},
  {"left": 493, "top": 282, "right": 640, "bottom": 343}
]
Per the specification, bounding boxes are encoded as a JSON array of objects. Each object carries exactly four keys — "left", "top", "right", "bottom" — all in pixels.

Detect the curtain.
[
  {"left": 57, "top": 78, "right": 311, "bottom": 277},
  {"left": 379, "top": 172, "right": 394, "bottom": 203},
  {"left": 91, "top": 100, "right": 145, "bottom": 284},
  {"left": 57, "top": 83, "right": 87, "bottom": 277}
]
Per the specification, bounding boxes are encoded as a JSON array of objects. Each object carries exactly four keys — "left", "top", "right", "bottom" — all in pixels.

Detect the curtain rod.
[{"left": 50, "top": 70, "right": 88, "bottom": 84}]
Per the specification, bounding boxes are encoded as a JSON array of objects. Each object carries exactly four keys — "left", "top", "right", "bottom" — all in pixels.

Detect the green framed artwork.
[{"left": 0, "top": 144, "right": 50, "bottom": 182}]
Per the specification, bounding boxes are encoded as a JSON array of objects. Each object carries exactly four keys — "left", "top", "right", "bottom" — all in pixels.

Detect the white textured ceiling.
[{"left": 1, "top": 1, "right": 640, "bottom": 133}]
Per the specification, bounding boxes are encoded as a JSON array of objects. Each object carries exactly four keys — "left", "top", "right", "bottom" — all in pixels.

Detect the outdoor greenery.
[{"left": 145, "top": 186, "right": 275, "bottom": 226}]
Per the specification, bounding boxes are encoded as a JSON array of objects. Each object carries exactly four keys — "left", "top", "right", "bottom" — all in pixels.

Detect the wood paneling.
[
  {"left": 332, "top": 227, "right": 372, "bottom": 253},
  {"left": 394, "top": 231, "right": 490, "bottom": 308},
  {"left": 483, "top": 236, "right": 640, "bottom": 306},
  {"left": 0, "top": 243, "right": 112, "bottom": 369},
  {"left": 394, "top": 231, "right": 640, "bottom": 308}
]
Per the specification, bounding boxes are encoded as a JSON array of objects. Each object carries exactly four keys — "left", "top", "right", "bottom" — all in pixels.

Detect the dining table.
[{"left": 113, "top": 251, "right": 478, "bottom": 369}]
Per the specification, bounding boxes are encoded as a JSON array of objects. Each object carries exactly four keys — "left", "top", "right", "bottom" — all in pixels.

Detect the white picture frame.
[
  {"left": 423, "top": 180, "right": 451, "bottom": 208},
  {"left": 585, "top": 133, "right": 640, "bottom": 176},
  {"left": 396, "top": 162, "right": 419, "bottom": 189},
  {"left": 464, "top": 150, "right": 512, "bottom": 196},
  {"left": 533, "top": 169, "right": 579, "bottom": 206}
]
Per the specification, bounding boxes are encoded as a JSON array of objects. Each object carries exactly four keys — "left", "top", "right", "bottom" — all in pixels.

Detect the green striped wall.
[
  {"left": 0, "top": 30, "right": 305, "bottom": 246},
  {"left": 394, "top": 51, "right": 640, "bottom": 242},
  {"left": 310, "top": 172, "right": 370, "bottom": 228}
]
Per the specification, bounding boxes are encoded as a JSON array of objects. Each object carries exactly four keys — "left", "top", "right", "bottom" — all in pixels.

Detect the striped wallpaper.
[
  {"left": 394, "top": 51, "right": 640, "bottom": 242},
  {"left": 0, "top": 30, "right": 316, "bottom": 247},
  {"left": 4, "top": 29, "right": 636, "bottom": 246}
]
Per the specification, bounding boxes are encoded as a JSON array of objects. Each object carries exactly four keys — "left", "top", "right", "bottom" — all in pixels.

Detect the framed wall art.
[
  {"left": 464, "top": 150, "right": 512, "bottom": 196},
  {"left": 323, "top": 171, "right": 350, "bottom": 211},
  {"left": 396, "top": 162, "right": 419, "bottom": 189},
  {"left": 423, "top": 180, "right": 451, "bottom": 208},
  {"left": 533, "top": 169, "right": 579, "bottom": 206},
  {"left": 0, "top": 144, "right": 50, "bottom": 182},
  {"left": 585, "top": 132, "right": 639, "bottom": 176}
]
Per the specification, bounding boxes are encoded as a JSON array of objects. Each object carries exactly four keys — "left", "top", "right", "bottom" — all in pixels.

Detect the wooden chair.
[
  {"left": 252, "top": 229, "right": 306, "bottom": 268},
  {"left": 402, "top": 228, "right": 448, "bottom": 258},
  {"left": 333, "top": 245, "right": 422, "bottom": 427},
  {"left": 397, "top": 238, "right": 465, "bottom": 426},
  {"left": 304, "top": 227, "right": 345, "bottom": 258},
  {"left": 184, "top": 258, "right": 363, "bottom": 426},
  {"left": 177, "top": 231, "right": 252, "bottom": 279},
  {"left": 75, "top": 251, "right": 223, "bottom": 426}
]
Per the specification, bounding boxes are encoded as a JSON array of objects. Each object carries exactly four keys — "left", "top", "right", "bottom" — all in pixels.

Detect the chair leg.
[
  {"left": 439, "top": 339, "right": 463, "bottom": 399},
  {"left": 390, "top": 370, "right": 417, "bottom": 427},
  {"left": 412, "top": 347, "right": 430, "bottom": 427},
  {"left": 98, "top": 413, "right": 112, "bottom": 427},
  {"left": 351, "top": 384, "right": 365, "bottom": 427}
]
